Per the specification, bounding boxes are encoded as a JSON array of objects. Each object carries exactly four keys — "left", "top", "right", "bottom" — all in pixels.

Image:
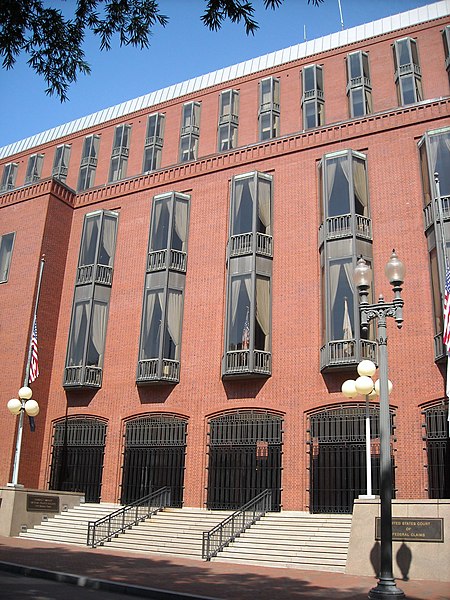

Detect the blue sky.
[{"left": 0, "top": 0, "right": 439, "bottom": 148}]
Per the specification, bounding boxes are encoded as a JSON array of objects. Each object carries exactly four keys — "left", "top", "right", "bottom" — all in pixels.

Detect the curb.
[{"left": 0, "top": 560, "right": 219, "bottom": 600}]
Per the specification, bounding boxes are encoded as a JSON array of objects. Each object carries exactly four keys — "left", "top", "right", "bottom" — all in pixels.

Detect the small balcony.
[
  {"left": 434, "top": 333, "right": 446, "bottom": 363},
  {"left": 229, "top": 233, "right": 273, "bottom": 258},
  {"left": 76, "top": 264, "right": 113, "bottom": 286},
  {"left": 222, "top": 350, "right": 271, "bottom": 379},
  {"left": 318, "top": 214, "right": 372, "bottom": 246},
  {"left": 423, "top": 195, "right": 450, "bottom": 231},
  {"left": 63, "top": 365, "right": 102, "bottom": 389},
  {"left": 320, "top": 339, "right": 378, "bottom": 372},
  {"left": 147, "top": 249, "right": 187, "bottom": 273},
  {"left": 136, "top": 358, "right": 180, "bottom": 384}
]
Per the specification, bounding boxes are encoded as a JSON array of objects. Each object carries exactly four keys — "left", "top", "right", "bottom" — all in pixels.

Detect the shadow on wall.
[{"left": 370, "top": 541, "right": 412, "bottom": 581}]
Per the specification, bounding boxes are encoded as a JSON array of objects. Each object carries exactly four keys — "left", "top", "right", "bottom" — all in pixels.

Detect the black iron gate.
[
  {"left": 49, "top": 417, "right": 107, "bottom": 503},
  {"left": 207, "top": 411, "right": 282, "bottom": 511},
  {"left": 424, "top": 403, "right": 450, "bottom": 498},
  {"left": 120, "top": 415, "right": 187, "bottom": 506},
  {"left": 309, "top": 405, "right": 395, "bottom": 514}
]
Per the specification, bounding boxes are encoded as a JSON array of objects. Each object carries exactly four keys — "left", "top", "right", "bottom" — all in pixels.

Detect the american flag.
[
  {"left": 242, "top": 306, "right": 250, "bottom": 350},
  {"left": 29, "top": 318, "right": 39, "bottom": 383}
]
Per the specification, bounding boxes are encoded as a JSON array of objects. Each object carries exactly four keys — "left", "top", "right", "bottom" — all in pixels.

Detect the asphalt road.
[{"left": 0, "top": 571, "right": 153, "bottom": 600}]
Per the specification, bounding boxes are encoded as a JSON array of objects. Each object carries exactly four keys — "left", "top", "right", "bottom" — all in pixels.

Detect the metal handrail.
[
  {"left": 202, "top": 489, "right": 272, "bottom": 560},
  {"left": 87, "top": 486, "right": 171, "bottom": 548}
]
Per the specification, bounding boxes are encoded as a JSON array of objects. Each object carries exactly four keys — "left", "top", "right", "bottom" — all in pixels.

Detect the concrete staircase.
[
  {"left": 103, "top": 508, "right": 232, "bottom": 559},
  {"left": 18, "top": 502, "right": 120, "bottom": 546},
  {"left": 213, "top": 511, "right": 352, "bottom": 572},
  {"left": 18, "top": 505, "right": 352, "bottom": 572}
]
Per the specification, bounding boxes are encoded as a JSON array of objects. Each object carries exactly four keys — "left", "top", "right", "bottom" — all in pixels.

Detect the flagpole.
[
  {"left": 435, "top": 172, "right": 450, "bottom": 437},
  {"left": 9, "top": 255, "right": 45, "bottom": 487}
]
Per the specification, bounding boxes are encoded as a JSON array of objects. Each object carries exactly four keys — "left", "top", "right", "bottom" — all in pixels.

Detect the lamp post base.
[
  {"left": 368, "top": 578, "right": 405, "bottom": 599},
  {"left": 6, "top": 482, "right": 24, "bottom": 489}
]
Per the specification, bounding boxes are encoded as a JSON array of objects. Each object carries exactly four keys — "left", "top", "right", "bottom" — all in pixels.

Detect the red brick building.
[{"left": 1, "top": 1, "right": 449, "bottom": 513}]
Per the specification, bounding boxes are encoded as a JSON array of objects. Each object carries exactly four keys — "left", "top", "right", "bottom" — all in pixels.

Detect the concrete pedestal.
[
  {"left": 0, "top": 486, "right": 84, "bottom": 536},
  {"left": 346, "top": 498, "right": 450, "bottom": 582}
]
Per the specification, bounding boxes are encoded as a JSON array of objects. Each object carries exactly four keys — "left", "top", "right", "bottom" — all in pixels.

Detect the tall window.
[
  {"left": 218, "top": 90, "right": 239, "bottom": 151},
  {"left": 0, "top": 162, "right": 18, "bottom": 192},
  {"left": 223, "top": 172, "right": 273, "bottom": 378},
  {"left": 179, "top": 103, "right": 200, "bottom": 162},
  {"left": 418, "top": 127, "right": 450, "bottom": 361},
  {"left": 393, "top": 37, "right": 423, "bottom": 106},
  {"left": 64, "top": 210, "right": 118, "bottom": 388},
  {"left": 346, "top": 51, "right": 372, "bottom": 118},
  {"left": 143, "top": 113, "right": 165, "bottom": 172},
  {"left": 319, "top": 150, "right": 375, "bottom": 370},
  {"left": 301, "top": 65, "right": 324, "bottom": 129},
  {"left": 78, "top": 135, "right": 100, "bottom": 191},
  {"left": 108, "top": 124, "right": 131, "bottom": 182},
  {"left": 137, "top": 192, "right": 190, "bottom": 384},
  {"left": 0, "top": 232, "right": 15, "bottom": 283},
  {"left": 259, "top": 77, "right": 280, "bottom": 141},
  {"left": 443, "top": 25, "right": 450, "bottom": 86},
  {"left": 52, "top": 145, "right": 71, "bottom": 182},
  {"left": 25, "top": 154, "right": 44, "bottom": 185}
]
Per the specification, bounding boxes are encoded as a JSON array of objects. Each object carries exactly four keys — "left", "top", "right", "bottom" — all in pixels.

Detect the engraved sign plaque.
[
  {"left": 375, "top": 517, "right": 444, "bottom": 542},
  {"left": 27, "top": 494, "right": 60, "bottom": 513}
]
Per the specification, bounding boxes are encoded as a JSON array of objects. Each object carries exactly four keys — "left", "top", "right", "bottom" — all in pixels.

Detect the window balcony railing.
[
  {"left": 229, "top": 233, "right": 273, "bottom": 258},
  {"left": 346, "top": 76, "right": 372, "bottom": 93},
  {"left": 52, "top": 166, "right": 68, "bottom": 178},
  {"left": 76, "top": 264, "right": 113, "bottom": 286},
  {"left": 219, "top": 113, "right": 239, "bottom": 125},
  {"left": 259, "top": 101, "right": 280, "bottom": 113},
  {"left": 80, "top": 156, "right": 98, "bottom": 167},
  {"left": 136, "top": 358, "right": 180, "bottom": 384},
  {"left": 423, "top": 196, "right": 450, "bottom": 231},
  {"left": 147, "top": 249, "right": 187, "bottom": 273},
  {"left": 223, "top": 350, "right": 271, "bottom": 378},
  {"left": 320, "top": 339, "right": 377, "bottom": 371},
  {"left": 63, "top": 365, "right": 103, "bottom": 388},
  {"left": 302, "top": 89, "right": 324, "bottom": 101},
  {"left": 434, "top": 333, "right": 446, "bottom": 362},
  {"left": 111, "top": 146, "right": 129, "bottom": 158},
  {"left": 318, "top": 214, "right": 372, "bottom": 245},
  {"left": 145, "top": 135, "right": 164, "bottom": 147},
  {"left": 181, "top": 125, "right": 200, "bottom": 136}
]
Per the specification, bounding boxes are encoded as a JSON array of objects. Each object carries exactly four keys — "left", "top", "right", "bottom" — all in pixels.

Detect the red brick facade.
[{"left": 0, "top": 8, "right": 449, "bottom": 511}]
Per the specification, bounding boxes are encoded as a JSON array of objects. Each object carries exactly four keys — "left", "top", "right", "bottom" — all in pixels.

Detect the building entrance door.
[
  {"left": 120, "top": 415, "right": 187, "bottom": 506},
  {"left": 49, "top": 417, "right": 107, "bottom": 503},
  {"left": 206, "top": 411, "right": 282, "bottom": 511},
  {"left": 309, "top": 406, "right": 393, "bottom": 514}
]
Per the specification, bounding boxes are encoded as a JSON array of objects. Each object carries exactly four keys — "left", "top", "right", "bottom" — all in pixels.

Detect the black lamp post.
[{"left": 354, "top": 250, "right": 405, "bottom": 600}]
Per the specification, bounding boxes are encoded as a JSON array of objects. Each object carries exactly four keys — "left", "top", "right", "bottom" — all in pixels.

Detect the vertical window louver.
[
  {"left": 223, "top": 172, "right": 273, "bottom": 378},
  {"left": 137, "top": 192, "right": 190, "bottom": 384},
  {"left": 78, "top": 135, "right": 100, "bottom": 191},
  {"left": 179, "top": 103, "right": 200, "bottom": 162},
  {"left": 393, "top": 37, "right": 423, "bottom": 106},
  {"left": 0, "top": 232, "right": 15, "bottom": 283},
  {"left": 418, "top": 127, "right": 450, "bottom": 361},
  {"left": 52, "top": 144, "right": 71, "bottom": 182},
  {"left": 218, "top": 90, "right": 239, "bottom": 151},
  {"left": 64, "top": 210, "right": 118, "bottom": 388},
  {"left": 143, "top": 113, "right": 165, "bottom": 172},
  {"left": 319, "top": 150, "right": 376, "bottom": 371},
  {"left": 0, "top": 162, "right": 18, "bottom": 192},
  {"left": 109, "top": 124, "right": 131, "bottom": 182},
  {"left": 259, "top": 77, "right": 280, "bottom": 141},
  {"left": 25, "top": 154, "right": 44, "bottom": 185},
  {"left": 346, "top": 51, "right": 373, "bottom": 118},
  {"left": 302, "top": 65, "right": 324, "bottom": 129},
  {"left": 443, "top": 25, "right": 450, "bottom": 86}
]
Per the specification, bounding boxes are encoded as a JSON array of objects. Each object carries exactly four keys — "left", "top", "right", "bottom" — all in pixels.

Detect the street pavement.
[{"left": 0, "top": 535, "right": 448, "bottom": 600}]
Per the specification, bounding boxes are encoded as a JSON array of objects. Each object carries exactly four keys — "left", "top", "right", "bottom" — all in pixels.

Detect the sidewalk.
[{"left": 0, "top": 535, "right": 448, "bottom": 600}]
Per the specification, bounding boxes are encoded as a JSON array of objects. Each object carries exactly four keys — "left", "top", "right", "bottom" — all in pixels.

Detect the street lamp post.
[
  {"left": 6, "top": 386, "right": 40, "bottom": 487},
  {"left": 353, "top": 251, "right": 405, "bottom": 600}
]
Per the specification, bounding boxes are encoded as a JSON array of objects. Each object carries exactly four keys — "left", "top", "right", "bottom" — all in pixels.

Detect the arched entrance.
[
  {"left": 423, "top": 402, "right": 450, "bottom": 498},
  {"left": 120, "top": 414, "right": 187, "bottom": 506},
  {"left": 308, "top": 405, "right": 395, "bottom": 513},
  {"left": 206, "top": 410, "right": 282, "bottom": 511},
  {"left": 48, "top": 417, "right": 107, "bottom": 503}
]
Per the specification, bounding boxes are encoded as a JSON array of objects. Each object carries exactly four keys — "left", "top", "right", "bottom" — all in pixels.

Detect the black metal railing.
[
  {"left": 202, "top": 489, "right": 272, "bottom": 560},
  {"left": 87, "top": 486, "right": 171, "bottom": 548}
]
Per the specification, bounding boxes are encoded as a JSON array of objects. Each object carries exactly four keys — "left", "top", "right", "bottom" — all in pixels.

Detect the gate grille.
[
  {"left": 49, "top": 417, "right": 107, "bottom": 503},
  {"left": 309, "top": 405, "right": 395, "bottom": 514},
  {"left": 424, "top": 403, "right": 450, "bottom": 498},
  {"left": 120, "top": 415, "right": 187, "bottom": 506},
  {"left": 207, "top": 411, "right": 282, "bottom": 511}
]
